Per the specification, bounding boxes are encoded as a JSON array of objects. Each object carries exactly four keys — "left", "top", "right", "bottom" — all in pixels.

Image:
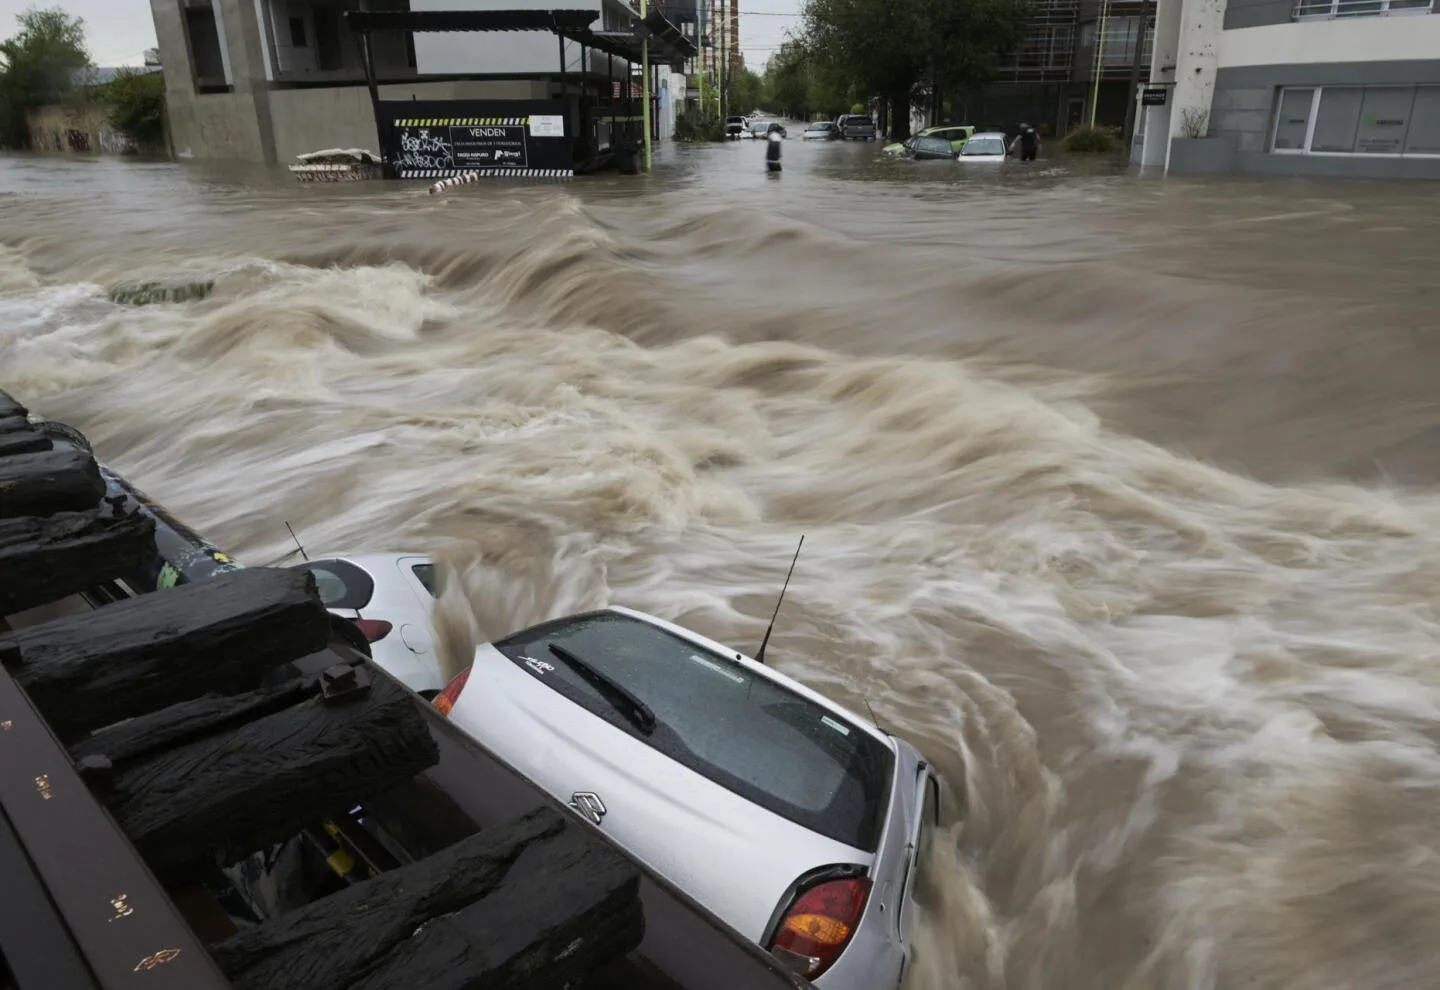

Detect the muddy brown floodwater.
[{"left": 4, "top": 139, "right": 1440, "bottom": 990}]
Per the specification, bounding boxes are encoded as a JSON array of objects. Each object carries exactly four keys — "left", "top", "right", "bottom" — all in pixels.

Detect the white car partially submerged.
[
  {"left": 296, "top": 553, "right": 444, "bottom": 694},
  {"left": 957, "top": 131, "right": 1009, "bottom": 162},
  {"left": 304, "top": 553, "right": 946, "bottom": 988},
  {"left": 434, "top": 605, "right": 943, "bottom": 989}
]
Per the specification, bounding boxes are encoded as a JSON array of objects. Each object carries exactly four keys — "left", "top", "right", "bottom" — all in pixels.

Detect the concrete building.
[
  {"left": 1136, "top": 0, "right": 1440, "bottom": 176},
  {"left": 151, "top": 0, "right": 681, "bottom": 163}
]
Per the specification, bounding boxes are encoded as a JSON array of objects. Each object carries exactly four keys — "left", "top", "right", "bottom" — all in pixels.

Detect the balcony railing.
[{"left": 1293, "top": 0, "right": 1432, "bottom": 18}]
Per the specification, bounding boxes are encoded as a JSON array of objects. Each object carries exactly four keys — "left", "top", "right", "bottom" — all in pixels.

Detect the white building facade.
[{"left": 1135, "top": 0, "right": 1440, "bottom": 177}]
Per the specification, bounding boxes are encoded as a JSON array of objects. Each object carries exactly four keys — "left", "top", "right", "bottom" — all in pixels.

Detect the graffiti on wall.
[{"left": 28, "top": 105, "right": 140, "bottom": 156}]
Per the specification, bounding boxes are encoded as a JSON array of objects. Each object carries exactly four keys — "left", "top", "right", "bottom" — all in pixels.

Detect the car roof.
[
  {"left": 310, "top": 552, "right": 430, "bottom": 570},
  {"left": 970, "top": 131, "right": 1008, "bottom": 138},
  {"left": 603, "top": 605, "right": 896, "bottom": 750}
]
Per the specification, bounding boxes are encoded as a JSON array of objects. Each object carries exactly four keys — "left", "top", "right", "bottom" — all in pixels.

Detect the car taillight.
[
  {"left": 769, "top": 876, "right": 872, "bottom": 980},
  {"left": 352, "top": 619, "right": 392, "bottom": 642},
  {"left": 431, "top": 666, "right": 472, "bottom": 717}
]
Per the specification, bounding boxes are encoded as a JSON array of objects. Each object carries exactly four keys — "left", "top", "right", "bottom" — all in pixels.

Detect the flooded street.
[{"left": 4, "top": 138, "right": 1440, "bottom": 990}]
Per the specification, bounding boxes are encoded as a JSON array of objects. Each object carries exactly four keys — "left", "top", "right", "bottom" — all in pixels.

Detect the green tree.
[
  {"left": 727, "top": 68, "right": 764, "bottom": 117},
  {"left": 762, "top": 41, "right": 811, "bottom": 118},
  {"left": 760, "top": 37, "right": 852, "bottom": 121},
  {"left": 803, "top": 0, "right": 1029, "bottom": 139},
  {"left": 104, "top": 67, "right": 166, "bottom": 151},
  {"left": 0, "top": 6, "right": 91, "bottom": 148},
  {"left": 929, "top": 0, "right": 1032, "bottom": 120}
]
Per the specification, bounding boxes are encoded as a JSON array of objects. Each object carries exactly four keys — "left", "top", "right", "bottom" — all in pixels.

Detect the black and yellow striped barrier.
[{"left": 393, "top": 117, "right": 529, "bottom": 127}]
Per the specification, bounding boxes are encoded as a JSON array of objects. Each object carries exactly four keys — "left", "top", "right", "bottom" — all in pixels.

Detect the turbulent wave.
[{"left": 4, "top": 153, "right": 1440, "bottom": 990}]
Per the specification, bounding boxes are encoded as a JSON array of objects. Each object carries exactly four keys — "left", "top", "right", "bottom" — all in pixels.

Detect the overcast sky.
[{"left": 0, "top": 0, "right": 801, "bottom": 72}]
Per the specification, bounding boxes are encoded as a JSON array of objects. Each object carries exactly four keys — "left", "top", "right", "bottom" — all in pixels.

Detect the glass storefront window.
[
  {"left": 1311, "top": 87, "right": 1362, "bottom": 152},
  {"left": 1406, "top": 87, "right": 1440, "bottom": 154},
  {"left": 1355, "top": 87, "right": 1417, "bottom": 154},
  {"left": 1271, "top": 85, "right": 1440, "bottom": 157},
  {"left": 1272, "top": 88, "right": 1315, "bottom": 150}
]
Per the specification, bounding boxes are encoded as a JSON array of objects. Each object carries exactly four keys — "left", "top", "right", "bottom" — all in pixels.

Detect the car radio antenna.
[
  {"left": 754, "top": 534, "right": 804, "bottom": 666},
  {"left": 284, "top": 521, "right": 309, "bottom": 562},
  {"left": 862, "top": 696, "right": 886, "bottom": 732}
]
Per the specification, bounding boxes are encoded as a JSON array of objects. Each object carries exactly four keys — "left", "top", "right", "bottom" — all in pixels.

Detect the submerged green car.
[{"left": 881, "top": 124, "right": 976, "bottom": 156}]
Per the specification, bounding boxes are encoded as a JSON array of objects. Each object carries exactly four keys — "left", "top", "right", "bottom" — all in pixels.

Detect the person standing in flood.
[
  {"left": 766, "top": 123, "right": 784, "bottom": 172},
  {"left": 1009, "top": 123, "right": 1040, "bottom": 162}
]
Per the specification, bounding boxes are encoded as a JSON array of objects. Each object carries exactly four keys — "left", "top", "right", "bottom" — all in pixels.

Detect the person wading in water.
[
  {"left": 765, "top": 122, "right": 784, "bottom": 173},
  {"left": 1009, "top": 122, "right": 1040, "bottom": 162}
]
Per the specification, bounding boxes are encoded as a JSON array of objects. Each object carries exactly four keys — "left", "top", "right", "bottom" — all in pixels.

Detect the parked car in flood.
[
  {"left": 433, "top": 605, "right": 944, "bottom": 989},
  {"left": 803, "top": 121, "right": 841, "bottom": 141},
  {"left": 296, "top": 553, "right": 445, "bottom": 695},
  {"left": 957, "top": 131, "right": 1009, "bottom": 163},
  {"left": 903, "top": 134, "right": 960, "bottom": 161},
  {"left": 836, "top": 114, "right": 877, "bottom": 141},
  {"left": 747, "top": 120, "right": 788, "bottom": 138},
  {"left": 882, "top": 124, "right": 975, "bottom": 157},
  {"left": 726, "top": 116, "right": 749, "bottom": 139}
]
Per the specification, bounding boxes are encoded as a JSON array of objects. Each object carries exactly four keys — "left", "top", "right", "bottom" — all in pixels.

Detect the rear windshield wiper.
[{"left": 548, "top": 643, "right": 657, "bottom": 736}]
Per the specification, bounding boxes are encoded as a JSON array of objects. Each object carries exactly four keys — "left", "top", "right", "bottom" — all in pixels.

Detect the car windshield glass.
[
  {"left": 806, "top": 123, "right": 827, "bottom": 130},
  {"left": 915, "top": 137, "right": 952, "bottom": 155},
  {"left": 963, "top": 137, "right": 1006, "bottom": 155},
  {"left": 492, "top": 611, "right": 895, "bottom": 851}
]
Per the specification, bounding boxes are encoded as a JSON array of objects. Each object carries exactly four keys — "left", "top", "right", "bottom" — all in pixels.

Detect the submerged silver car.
[{"left": 434, "top": 606, "right": 943, "bottom": 988}]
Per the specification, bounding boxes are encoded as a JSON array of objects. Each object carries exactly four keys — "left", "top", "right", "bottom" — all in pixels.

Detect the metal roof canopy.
[
  {"left": 344, "top": 7, "right": 696, "bottom": 69},
  {"left": 557, "top": 23, "right": 696, "bottom": 70},
  {"left": 344, "top": 9, "right": 600, "bottom": 33}
]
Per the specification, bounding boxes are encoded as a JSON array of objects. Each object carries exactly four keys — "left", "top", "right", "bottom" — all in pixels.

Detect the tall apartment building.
[{"left": 1136, "top": 0, "right": 1439, "bottom": 176}]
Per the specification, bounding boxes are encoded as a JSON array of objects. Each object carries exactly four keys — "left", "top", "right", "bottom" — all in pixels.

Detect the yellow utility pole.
[{"left": 1088, "top": 0, "right": 1111, "bottom": 126}]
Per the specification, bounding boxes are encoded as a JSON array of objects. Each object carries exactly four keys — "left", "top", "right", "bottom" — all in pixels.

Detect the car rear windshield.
[
  {"left": 963, "top": 137, "right": 1006, "bottom": 155},
  {"left": 491, "top": 611, "right": 895, "bottom": 851},
  {"left": 299, "top": 559, "right": 374, "bottom": 610}
]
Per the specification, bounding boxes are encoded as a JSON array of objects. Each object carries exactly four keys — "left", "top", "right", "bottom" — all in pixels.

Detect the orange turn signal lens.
[{"left": 781, "top": 913, "right": 851, "bottom": 946}]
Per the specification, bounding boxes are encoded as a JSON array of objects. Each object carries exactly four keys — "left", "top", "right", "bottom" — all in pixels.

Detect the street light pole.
[{"left": 641, "top": 0, "right": 653, "bottom": 170}]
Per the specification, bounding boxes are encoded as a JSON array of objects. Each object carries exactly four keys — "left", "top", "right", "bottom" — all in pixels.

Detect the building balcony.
[
  {"left": 1293, "top": 0, "right": 1432, "bottom": 18},
  {"left": 272, "top": 66, "right": 418, "bottom": 86}
]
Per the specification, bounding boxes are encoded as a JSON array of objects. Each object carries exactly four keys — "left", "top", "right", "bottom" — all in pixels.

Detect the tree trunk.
[
  {"left": 888, "top": 91, "right": 912, "bottom": 141},
  {"left": 0, "top": 415, "right": 51, "bottom": 457},
  {"left": 350, "top": 819, "right": 645, "bottom": 990},
  {"left": 71, "top": 681, "right": 315, "bottom": 767},
  {"left": 2, "top": 566, "right": 332, "bottom": 740},
  {"left": 106, "top": 670, "right": 441, "bottom": 879},
  {"left": 211, "top": 807, "right": 568, "bottom": 990},
  {"left": 0, "top": 446, "right": 107, "bottom": 519},
  {"left": 0, "top": 508, "right": 157, "bottom": 616},
  {"left": 0, "top": 391, "right": 29, "bottom": 419}
]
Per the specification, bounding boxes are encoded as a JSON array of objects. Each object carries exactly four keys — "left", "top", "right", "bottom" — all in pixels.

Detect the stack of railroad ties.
[{"left": 0, "top": 390, "right": 812, "bottom": 990}]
